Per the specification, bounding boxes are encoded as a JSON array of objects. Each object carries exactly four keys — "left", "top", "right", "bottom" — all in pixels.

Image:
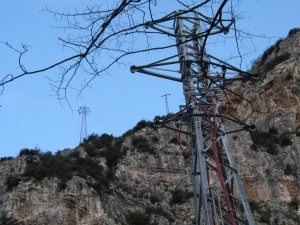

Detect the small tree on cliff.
[{"left": 0, "top": 212, "right": 20, "bottom": 225}]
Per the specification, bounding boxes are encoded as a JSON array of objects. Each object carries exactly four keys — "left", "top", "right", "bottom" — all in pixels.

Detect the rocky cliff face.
[
  {"left": 0, "top": 126, "right": 194, "bottom": 225},
  {"left": 226, "top": 28, "right": 300, "bottom": 224},
  {"left": 0, "top": 29, "right": 300, "bottom": 225}
]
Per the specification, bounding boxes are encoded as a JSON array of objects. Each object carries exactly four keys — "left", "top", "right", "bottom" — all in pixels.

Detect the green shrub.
[
  {"left": 259, "top": 209, "right": 271, "bottom": 224},
  {"left": 280, "top": 133, "right": 292, "bottom": 147},
  {"left": 123, "top": 120, "right": 155, "bottom": 137},
  {"left": 266, "top": 147, "right": 278, "bottom": 155},
  {"left": 85, "top": 145, "right": 98, "bottom": 157},
  {"left": 181, "top": 140, "right": 187, "bottom": 146},
  {"left": 19, "top": 148, "right": 40, "bottom": 157},
  {"left": 69, "top": 150, "right": 80, "bottom": 158},
  {"left": 154, "top": 113, "right": 174, "bottom": 122},
  {"left": 145, "top": 206, "right": 175, "bottom": 222},
  {"left": 81, "top": 133, "right": 114, "bottom": 149},
  {"left": 150, "top": 194, "right": 161, "bottom": 204},
  {"left": 151, "top": 136, "right": 159, "bottom": 143},
  {"left": 83, "top": 133, "right": 98, "bottom": 144},
  {"left": 6, "top": 175, "right": 20, "bottom": 191},
  {"left": 286, "top": 74, "right": 293, "bottom": 80},
  {"left": 249, "top": 128, "right": 292, "bottom": 154},
  {"left": 250, "top": 202, "right": 274, "bottom": 224},
  {"left": 76, "top": 135, "right": 126, "bottom": 180},
  {"left": 131, "top": 136, "right": 155, "bottom": 154},
  {"left": 0, "top": 212, "right": 20, "bottom": 225},
  {"left": 115, "top": 137, "right": 125, "bottom": 148},
  {"left": 273, "top": 218, "right": 279, "bottom": 224},
  {"left": 258, "top": 39, "right": 283, "bottom": 68},
  {"left": 284, "top": 164, "right": 297, "bottom": 177},
  {"left": 249, "top": 201, "right": 260, "bottom": 212},
  {"left": 288, "top": 28, "right": 300, "bottom": 37},
  {"left": 73, "top": 158, "right": 101, "bottom": 178},
  {"left": 289, "top": 199, "right": 299, "bottom": 211},
  {"left": 81, "top": 133, "right": 116, "bottom": 157},
  {"left": 20, "top": 136, "right": 128, "bottom": 196},
  {"left": 88, "top": 178, "right": 110, "bottom": 196},
  {"left": 261, "top": 45, "right": 275, "bottom": 61},
  {"left": 170, "top": 189, "right": 193, "bottom": 205},
  {"left": 131, "top": 136, "right": 147, "bottom": 148},
  {"left": 259, "top": 45, "right": 276, "bottom": 68},
  {"left": 126, "top": 212, "right": 150, "bottom": 225},
  {"left": 169, "top": 137, "right": 179, "bottom": 144},
  {"left": 263, "top": 52, "right": 291, "bottom": 73},
  {"left": 98, "top": 138, "right": 127, "bottom": 179},
  {"left": 23, "top": 163, "right": 47, "bottom": 181},
  {"left": 99, "top": 147, "right": 119, "bottom": 179},
  {"left": 23, "top": 152, "right": 72, "bottom": 183},
  {"left": 22, "top": 151, "right": 109, "bottom": 195},
  {"left": 0, "top": 157, "right": 13, "bottom": 162},
  {"left": 98, "top": 134, "right": 115, "bottom": 147},
  {"left": 134, "top": 120, "right": 154, "bottom": 131},
  {"left": 72, "top": 157, "right": 109, "bottom": 195}
]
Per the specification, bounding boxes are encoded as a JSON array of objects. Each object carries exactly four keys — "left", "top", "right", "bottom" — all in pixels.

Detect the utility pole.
[
  {"left": 78, "top": 106, "right": 90, "bottom": 143},
  {"left": 161, "top": 94, "right": 171, "bottom": 114},
  {"left": 131, "top": 10, "right": 256, "bottom": 225}
]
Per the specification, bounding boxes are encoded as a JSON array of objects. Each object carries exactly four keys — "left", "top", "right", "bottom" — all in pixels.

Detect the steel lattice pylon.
[
  {"left": 131, "top": 10, "right": 256, "bottom": 225},
  {"left": 78, "top": 106, "right": 90, "bottom": 143}
]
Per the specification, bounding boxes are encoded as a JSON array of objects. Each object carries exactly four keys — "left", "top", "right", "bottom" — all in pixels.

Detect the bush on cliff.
[
  {"left": 0, "top": 212, "right": 20, "bottom": 225},
  {"left": 22, "top": 151, "right": 109, "bottom": 195},
  {"left": 5, "top": 175, "right": 20, "bottom": 191}
]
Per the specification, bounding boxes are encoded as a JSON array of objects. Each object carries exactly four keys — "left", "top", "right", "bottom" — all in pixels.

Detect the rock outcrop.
[
  {"left": 0, "top": 127, "right": 194, "bottom": 225},
  {"left": 226, "top": 28, "right": 300, "bottom": 224}
]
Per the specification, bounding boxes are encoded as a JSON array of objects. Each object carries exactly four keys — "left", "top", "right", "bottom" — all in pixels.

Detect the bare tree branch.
[{"left": 1, "top": 0, "right": 265, "bottom": 111}]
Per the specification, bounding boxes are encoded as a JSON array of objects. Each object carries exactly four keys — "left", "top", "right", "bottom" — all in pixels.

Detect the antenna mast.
[
  {"left": 78, "top": 106, "right": 90, "bottom": 143},
  {"left": 131, "top": 10, "right": 256, "bottom": 225}
]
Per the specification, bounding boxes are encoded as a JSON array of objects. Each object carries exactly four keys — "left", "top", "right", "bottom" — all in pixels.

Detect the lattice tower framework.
[
  {"left": 131, "top": 11, "right": 256, "bottom": 225},
  {"left": 78, "top": 106, "right": 90, "bottom": 143}
]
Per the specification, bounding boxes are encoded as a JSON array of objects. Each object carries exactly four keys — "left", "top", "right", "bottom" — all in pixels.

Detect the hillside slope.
[{"left": 0, "top": 29, "right": 300, "bottom": 225}]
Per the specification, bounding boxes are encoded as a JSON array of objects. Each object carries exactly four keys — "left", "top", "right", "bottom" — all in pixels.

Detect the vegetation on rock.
[
  {"left": 170, "top": 188, "right": 194, "bottom": 205},
  {"left": 249, "top": 127, "right": 292, "bottom": 155},
  {"left": 19, "top": 145, "right": 109, "bottom": 194},
  {"left": 5, "top": 175, "right": 20, "bottom": 191},
  {"left": 131, "top": 136, "right": 155, "bottom": 154},
  {"left": 0, "top": 212, "right": 20, "bottom": 225},
  {"left": 126, "top": 212, "right": 151, "bottom": 225}
]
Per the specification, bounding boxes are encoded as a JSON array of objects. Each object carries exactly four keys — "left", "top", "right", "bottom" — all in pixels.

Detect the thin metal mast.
[
  {"left": 161, "top": 94, "right": 171, "bottom": 114},
  {"left": 78, "top": 106, "right": 90, "bottom": 143},
  {"left": 131, "top": 10, "right": 256, "bottom": 225}
]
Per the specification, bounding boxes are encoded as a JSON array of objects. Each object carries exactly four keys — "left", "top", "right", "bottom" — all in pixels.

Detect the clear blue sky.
[{"left": 0, "top": 0, "right": 299, "bottom": 157}]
